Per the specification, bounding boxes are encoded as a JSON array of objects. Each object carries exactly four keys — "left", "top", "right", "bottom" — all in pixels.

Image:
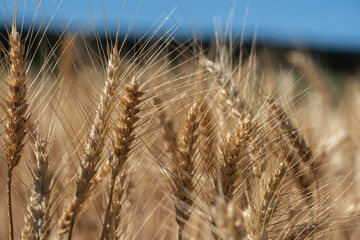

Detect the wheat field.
[{"left": 0, "top": 2, "right": 360, "bottom": 240}]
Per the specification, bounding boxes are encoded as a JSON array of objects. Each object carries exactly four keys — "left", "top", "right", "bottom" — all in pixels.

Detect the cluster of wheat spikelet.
[{"left": 1, "top": 5, "right": 360, "bottom": 240}]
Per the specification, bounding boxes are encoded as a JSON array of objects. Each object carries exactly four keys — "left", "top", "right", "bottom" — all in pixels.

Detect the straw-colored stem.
[
  {"left": 100, "top": 174, "right": 116, "bottom": 240},
  {"left": 59, "top": 47, "right": 121, "bottom": 240},
  {"left": 7, "top": 172, "right": 14, "bottom": 240},
  {"left": 4, "top": 27, "right": 28, "bottom": 240}
]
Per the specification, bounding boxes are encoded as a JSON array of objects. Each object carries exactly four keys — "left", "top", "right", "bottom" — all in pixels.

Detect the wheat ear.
[
  {"left": 257, "top": 145, "right": 289, "bottom": 237},
  {"left": 210, "top": 116, "right": 250, "bottom": 240},
  {"left": 3, "top": 26, "right": 28, "bottom": 240},
  {"left": 57, "top": 47, "right": 121, "bottom": 239},
  {"left": 220, "top": 115, "right": 251, "bottom": 202},
  {"left": 100, "top": 77, "right": 143, "bottom": 240},
  {"left": 172, "top": 102, "right": 200, "bottom": 240},
  {"left": 21, "top": 136, "right": 52, "bottom": 240},
  {"left": 199, "top": 100, "right": 217, "bottom": 177}
]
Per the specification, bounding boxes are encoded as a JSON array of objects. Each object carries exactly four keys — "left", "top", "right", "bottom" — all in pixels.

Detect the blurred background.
[{"left": 1, "top": 0, "right": 360, "bottom": 71}]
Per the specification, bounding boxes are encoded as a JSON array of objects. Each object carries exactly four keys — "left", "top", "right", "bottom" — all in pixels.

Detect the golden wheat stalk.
[
  {"left": 3, "top": 26, "right": 29, "bottom": 240},
  {"left": 57, "top": 47, "right": 121, "bottom": 239},
  {"left": 100, "top": 77, "right": 143, "bottom": 240},
  {"left": 21, "top": 136, "right": 52, "bottom": 240},
  {"left": 103, "top": 172, "right": 130, "bottom": 240},
  {"left": 171, "top": 102, "right": 200, "bottom": 240},
  {"left": 266, "top": 96, "right": 316, "bottom": 204},
  {"left": 220, "top": 115, "right": 251, "bottom": 202}
]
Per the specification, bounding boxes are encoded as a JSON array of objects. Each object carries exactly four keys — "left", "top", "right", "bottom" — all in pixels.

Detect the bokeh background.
[
  {"left": 1, "top": 0, "right": 360, "bottom": 51},
  {"left": 1, "top": 0, "right": 359, "bottom": 73}
]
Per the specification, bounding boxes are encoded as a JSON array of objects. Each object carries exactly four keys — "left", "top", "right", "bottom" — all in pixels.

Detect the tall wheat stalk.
[
  {"left": 58, "top": 47, "right": 121, "bottom": 239},
  {"left": 3, "top": 26, "right": 29, "bottom": 240},
  {"left": 21, "top": 136, "right": 52, "bottom": 240},
  {"left": 171, "top": 102, "right": 200, "bottom": 240},
  {"left": 100, "top": 77, "right": 143, "bottom": 240}
]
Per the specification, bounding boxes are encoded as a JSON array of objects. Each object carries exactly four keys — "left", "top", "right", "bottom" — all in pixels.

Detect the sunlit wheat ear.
[
  {"left": 21, "top": 136, "right": 52, "bottom": 240},
  {"left": 100, "top": 77, "right": 143, "bottom": 240},
  {"left": 3, "top": 26, "right": 29, "bottom": 240},
  {"left": 171, "top": 102, "right": 200, "bottom": 240},
  {"left": 255, "top": 147, "right": 289, "bottom": 239},
  {"left": 199, "top": 100, "right": 217, "bottom": 178},
  {"left": 57, "top": 47, "right": 121, "bottom": 239},
  {"left": 260, "top": 160, "right": 287, "bottom": 226},
  {"left": 219, "top": 114, "right": 251, "bottom": 202}
]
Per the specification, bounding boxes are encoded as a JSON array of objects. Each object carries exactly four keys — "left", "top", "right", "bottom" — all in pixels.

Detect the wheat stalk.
[
  {"left": 171, "top": 102, "right": 200, "bottom": 240},
  {"left": 21, "top": 136, "right": 52, "bottom": 240},
  {"left": 3, "top": 26, "right": 29, "bottom": 240},
  {"left": 100, "top": 77, "right": 143, "bottom": 240},
  {"left": 220, "top": 115, "right": 251, "bottom": 202},
  {"left": 57, "top": 47, "right": 121, "bottom": 239},
  {"left": 266, "top": 96, "right": 316, "bottom": 204}
]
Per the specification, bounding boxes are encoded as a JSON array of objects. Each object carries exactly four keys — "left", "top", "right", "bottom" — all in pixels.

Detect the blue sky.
[{"left": 1, "top": 0, "right": 360, "bottom": 52}]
